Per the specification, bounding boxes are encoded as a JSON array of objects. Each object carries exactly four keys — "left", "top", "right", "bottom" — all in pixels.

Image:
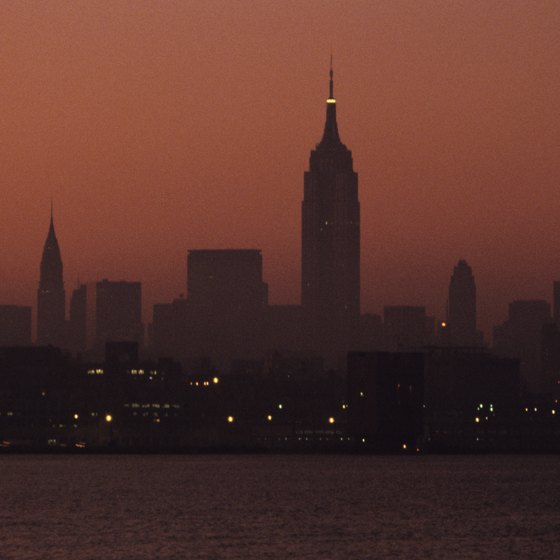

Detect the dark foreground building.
[
  {"left": 347, "top": 352, "right": 424, "bottom": 450},
  {"left": 423, "top": 347, "right": 520, "bottom": 451}
]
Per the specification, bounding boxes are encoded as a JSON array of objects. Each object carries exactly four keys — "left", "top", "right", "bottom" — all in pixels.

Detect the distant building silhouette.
[
  {"left": 69, "top": 283, "right": 87, "bottom": 353},
  {"left": 0, "top": 305, "right": 32, "bottom": 346},
  {"left": 187, "top": 250, "right": 268, "bottom": 310},
  {"left": 153, "top": 297, "right": 189, "bottom": 362},
  {"left": 37, "top": 209, "right": 65, "bottom": 346},
  {"left": 383, "top": 306, "right": 432, "bottom": 351},
  {"left": 494, "top": 300, "right": 551, "bottom": 393},
  {"left": 154, "top": 250, "right": 268, "bottom": 368},
  {"left": 446, "top": 260, "right": 483, "bottom": 347},
  {"left": 95, "top": 279, "right": 143, "bottom": 351},
  {"left": 186, "top": 249, "right": 267, "bottom": 366},
  {"left": 301, "top": 61, "right": 360, "bottom": 356}
]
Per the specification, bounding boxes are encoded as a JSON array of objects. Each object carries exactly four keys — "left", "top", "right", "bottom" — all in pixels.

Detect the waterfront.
[{"left": 0, "top": 455, "right": 558, "bottom": 559}]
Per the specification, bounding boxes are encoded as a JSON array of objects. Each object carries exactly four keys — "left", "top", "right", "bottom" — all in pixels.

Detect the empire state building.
[{"left": 301, "top": 62, "right": 360, "bottom": 353}]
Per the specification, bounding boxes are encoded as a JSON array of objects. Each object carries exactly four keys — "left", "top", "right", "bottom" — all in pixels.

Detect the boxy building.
[{"left": 347, "top": 352, "right": 424, "bottom": 450}]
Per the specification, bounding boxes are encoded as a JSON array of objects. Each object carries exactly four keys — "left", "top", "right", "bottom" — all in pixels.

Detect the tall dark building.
[
  {"left": 37, "top": 210, "right": 65, "bottom": 346},
  {"left": 383, "top": 306, "right": 431, "bottom": 351},
  {"left": 301, "top": 62, "right": 360, "bottom": 354},
  {"left": 447, "top": 260, "right": 482, "bottom": 347}
]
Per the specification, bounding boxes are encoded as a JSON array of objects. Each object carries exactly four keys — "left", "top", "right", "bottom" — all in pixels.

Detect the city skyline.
[{"left": 2, "top": 2, "right": 560, "bottom": 336}]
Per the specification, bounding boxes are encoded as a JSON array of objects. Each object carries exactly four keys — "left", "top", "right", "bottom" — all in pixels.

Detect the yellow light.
[
  {"left": 441, "top": 322, "right": 446, "bottom": 328},
  {"left": 475, "top": 417, "right": 480, "bottom": 423},
  {"left": 278, "top": 404, "right": 283, "bottom": 410},
  {"left": 402, "top": 443, "right": 407, "bottom": 450},
  {"left": 326, "top": 98, "right": 336, "bottom": 104},
  {"left": 552, "top": 409, "right": 556, "bottom": 415},
  {"left": 328, "top": 417, "right": 335, "bottom": 424},
  {"left": 73, "top": 413, "right": 79, "bottom": 420},
  {"left": 213, "top": 377, "right": 219, "bottom": 384},
  {"left": 105, "top": 414, "right": 113, "bottom": 423},
  {"left": 267, "top": 415, "right": 273, "bottom": 421},
  {"left": 227, "top": 415, "right": 234, "bottom": 423}
]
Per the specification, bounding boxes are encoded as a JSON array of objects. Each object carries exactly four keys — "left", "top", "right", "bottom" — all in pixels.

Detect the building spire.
[
  {"left": 318, "top": 56, "right": 342, "bottom": 148},
  {"left": 329, "top": 54, "right": 334, "bottom": 99},
  {"left": 48, "top": 199, "right": 57, "bottom": 241}
]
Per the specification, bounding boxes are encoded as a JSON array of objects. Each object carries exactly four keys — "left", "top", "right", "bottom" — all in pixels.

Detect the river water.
[{"left": 0, "top": 455, "right": 558, "bottom": 559}]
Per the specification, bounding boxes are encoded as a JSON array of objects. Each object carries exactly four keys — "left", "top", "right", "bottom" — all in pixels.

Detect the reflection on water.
[{"left": 0, "top": 455, "right": 558, "bottom": 559}]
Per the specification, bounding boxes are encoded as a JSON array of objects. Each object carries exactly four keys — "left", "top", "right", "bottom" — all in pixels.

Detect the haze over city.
[
  {"left": 2, "top": 1, "right": 560, "bottom": 337},
  {"left": 2, "top": 5, "right": 560, "bottom": 557}
]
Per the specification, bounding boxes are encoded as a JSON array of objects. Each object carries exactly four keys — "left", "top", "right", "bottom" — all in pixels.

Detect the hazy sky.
[{"left": 2, "top": 0, "right": 560, "bottom": 338}]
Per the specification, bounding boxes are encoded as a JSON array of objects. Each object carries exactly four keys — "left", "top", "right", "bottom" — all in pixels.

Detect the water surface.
[{"left": 0, "top": 455, "right": 558, "bottom": 559}]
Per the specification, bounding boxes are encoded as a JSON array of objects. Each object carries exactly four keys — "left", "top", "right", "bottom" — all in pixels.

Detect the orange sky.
[{"left": 1, "top": 1, "right": 560, "bottom": 339}]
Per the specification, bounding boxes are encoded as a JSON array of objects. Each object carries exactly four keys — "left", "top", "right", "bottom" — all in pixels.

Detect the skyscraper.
[
  {"left": 37, "top": 209, "right": 65, "bottom": 346},
  {"left": 447, "top": 260, "right": 482, "bottom": 347},
  {"left": 301, "top": 61, "right": 360, "bottom": 354}
]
